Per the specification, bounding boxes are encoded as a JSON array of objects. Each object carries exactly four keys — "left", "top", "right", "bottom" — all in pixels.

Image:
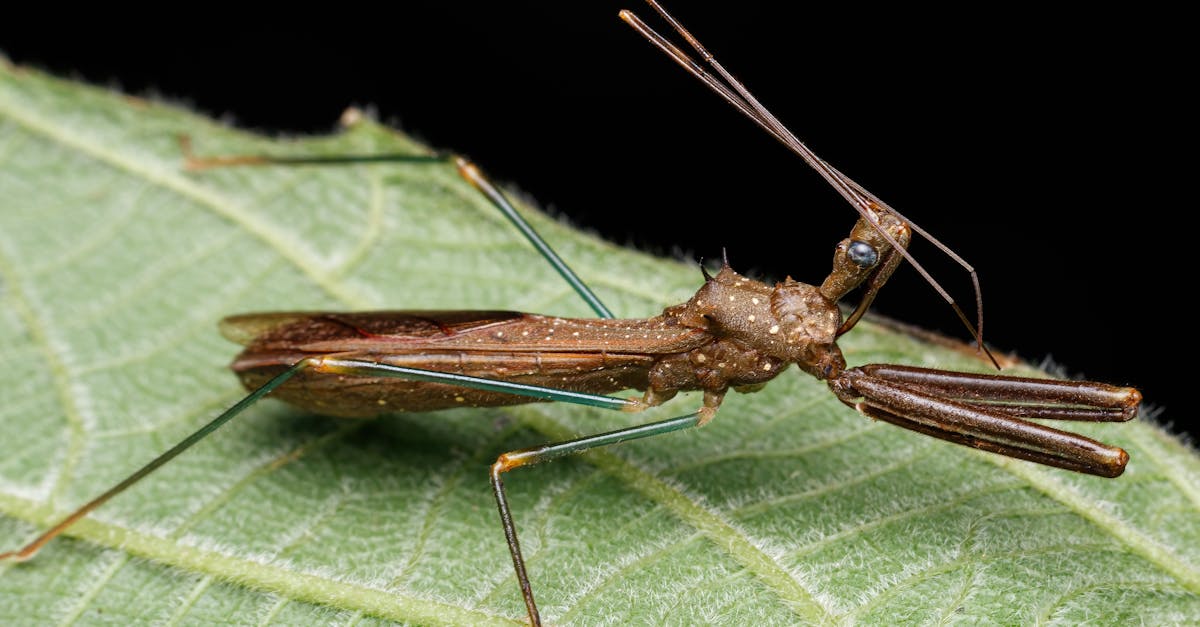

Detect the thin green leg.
[
  {"left": 311, "top": 357, "right": 706, "bottom": 625},
  {"left": 184, "top": 141, "right": 614, "bottom": 320},
  {"left": 492, "top": 412, "right": 703, "bottom": 626},
  {"left": 182, "top": 141, "right": 654, "bottom": 625},
  {"left": 6, "top": 139, "right": 664, "bottom": 624},
  {"left": 0, "top": 357, "right": 651, "bottom": 562},
  {"left": 455, "top": 158, "right": 615, "bottom": 319},
  {"left": 0, "top": 362, "right": 309, "bottom": 561},
  {"left": 314, "top": 358, "right": 636, "bottom": 410}
]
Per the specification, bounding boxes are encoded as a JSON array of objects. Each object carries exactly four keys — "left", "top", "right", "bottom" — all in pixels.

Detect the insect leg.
[
  {"left": 455, "top": 158, "right": 614, "bottom": 319},
  {"left": 830, "top": 368, "right": 1131, "bottom": 477},
  {"left": 490, "top": 412, "right": 703, "bottom": 626},
  {"left": 0, "top": 354, "right": 646, "bottom": 562},
  {"left": 854, "top": 364, "right": 1141, "bottom": 421},
  {"left": 182, "top": 140, "right": 614, "bottom": 319},
  {"left": 620, "top": 3, "right": 998, "bottom": 363},
  {"left": 0, "top": 362, "right": 311, "bottom": 562},
  {"left": 310, "top": 357, "right": 639, "bottom": 411},
  {"left": 303, "top": 356, "right": 709, "bottom": 624}
]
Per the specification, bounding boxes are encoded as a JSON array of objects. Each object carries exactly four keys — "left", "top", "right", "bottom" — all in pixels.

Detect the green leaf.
[{"left": 1, "top": 61, "right": 1198, "bottom": 626}]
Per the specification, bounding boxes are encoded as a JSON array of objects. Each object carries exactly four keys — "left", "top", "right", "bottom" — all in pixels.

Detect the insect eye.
[{"left": 846, "top": 241, "right": 879, "bottom": 268}]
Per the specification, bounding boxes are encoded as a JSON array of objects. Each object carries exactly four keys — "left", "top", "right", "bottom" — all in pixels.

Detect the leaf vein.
[
  {"left": 164, "top": 574, "right": 215, "bottom": 627},
  {"left": 0, "top": 94, "right": 370, "bottom": 308},
  {"left": 56, "top": 553, "right": 129, "bottom": 626},
  {"left": 789, "top": 479, "right": 1024, "bottom": 559},
  {"left": 331, "top": 169, "right": 386, "bottom": 279},
  {"left": 0, "top": 232, "right": 88, "bottom": 506},
  {"left": 996, "top": 459, "right": 1200, "bottom": 596},
  {"left": 730, "top": 446, "right": 938, "bottom": 519},
  {"left": 1127, "top": 422, "right": 1200, "bottom": 514}
]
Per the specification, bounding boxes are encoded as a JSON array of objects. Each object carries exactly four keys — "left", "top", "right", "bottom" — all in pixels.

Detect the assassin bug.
[{"left": 1, "top": 3, "right": 1140, "bottom": 624}]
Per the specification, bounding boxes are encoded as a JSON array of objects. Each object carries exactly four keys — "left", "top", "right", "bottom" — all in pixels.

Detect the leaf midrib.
[{"left": 0, "top": 491, "right": 518, "bottom": 626}]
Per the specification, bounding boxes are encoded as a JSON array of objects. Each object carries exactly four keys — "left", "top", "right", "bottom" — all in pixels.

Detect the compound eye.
[{"left": 846, "top": 240, "right": 879, "bottom": 268}]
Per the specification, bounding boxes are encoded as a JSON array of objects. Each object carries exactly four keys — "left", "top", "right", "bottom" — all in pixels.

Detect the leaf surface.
[{"left": 1, "top": 62, "right": 1198, "bottom": 625}]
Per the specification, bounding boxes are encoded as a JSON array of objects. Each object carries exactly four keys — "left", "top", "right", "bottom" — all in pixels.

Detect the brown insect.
[{"left": 2, "top": 2, "right": 1140, "bottom": 625}]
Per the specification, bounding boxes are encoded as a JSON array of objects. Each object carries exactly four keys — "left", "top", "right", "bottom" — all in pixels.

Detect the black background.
[{"left": 2, "top": 4, "right": 1189, "bottom": 441}]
